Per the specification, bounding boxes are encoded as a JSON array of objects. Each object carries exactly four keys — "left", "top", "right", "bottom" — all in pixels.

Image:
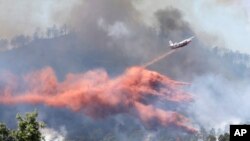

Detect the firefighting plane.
[{"left": 169, "top": 36, "right": 194, "bottom": 49}]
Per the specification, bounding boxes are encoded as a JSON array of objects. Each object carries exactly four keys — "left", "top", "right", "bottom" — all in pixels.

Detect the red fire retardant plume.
[{"left": 0, "top": 66, "right": 196, "bottom": 133}]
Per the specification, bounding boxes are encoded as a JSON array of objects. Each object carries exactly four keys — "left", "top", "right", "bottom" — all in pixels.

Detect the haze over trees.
[{"left": 0, "top": 110, "right": 231, "bottom": 141}]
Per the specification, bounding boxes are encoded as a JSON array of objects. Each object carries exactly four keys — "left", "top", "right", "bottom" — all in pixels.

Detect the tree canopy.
[{"left": 0, "top": 111, "right": 45, "bottom": 141}]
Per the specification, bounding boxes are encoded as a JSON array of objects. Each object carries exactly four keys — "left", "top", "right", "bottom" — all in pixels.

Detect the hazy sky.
[
  {"left": 0, "top": 0, "right": 79, "bottom": 38},
  {"left": 0, "top": 0, "right": 250, "bottom": 53}
]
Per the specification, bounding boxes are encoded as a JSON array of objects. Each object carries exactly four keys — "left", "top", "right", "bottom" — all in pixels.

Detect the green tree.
[
  {"left": 206, "top": 128, "right": 216, "bottom": 141},
  {"left": 206, "top": 134, "right": 216, "bottom": 141},
  {"left": 0, "top": 111, "right": 45, "bottom": 141},
  {"left": 0, "top": 123, "right": 15, "bottom": 141},
  {"left": 218, "top": 133, "right": 229, "bottom": 141}
]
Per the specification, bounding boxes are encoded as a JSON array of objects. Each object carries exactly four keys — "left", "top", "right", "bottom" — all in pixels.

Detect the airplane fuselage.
[{"left": 169, "top": 37, "right": 194, "bottom": 49}]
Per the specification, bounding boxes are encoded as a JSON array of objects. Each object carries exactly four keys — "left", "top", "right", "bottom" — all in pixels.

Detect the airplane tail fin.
[{"left": 169, "top": 40, "right": 173, "bottom": 46}]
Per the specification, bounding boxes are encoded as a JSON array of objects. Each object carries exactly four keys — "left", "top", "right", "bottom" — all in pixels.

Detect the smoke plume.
[{"left": 41, "top": 127, "right": 67, "bottom": 141}]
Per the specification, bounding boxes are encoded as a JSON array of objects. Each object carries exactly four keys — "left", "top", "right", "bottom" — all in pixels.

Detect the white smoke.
[
  {"left": 97, "top": 18, "right": 131, "bottom": 39},
  {"left": 41, "top": 127, "right": 67, "bottom": 141},
  {"left": 188, "top": 74, "right": 250, "bottom": 130}
]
